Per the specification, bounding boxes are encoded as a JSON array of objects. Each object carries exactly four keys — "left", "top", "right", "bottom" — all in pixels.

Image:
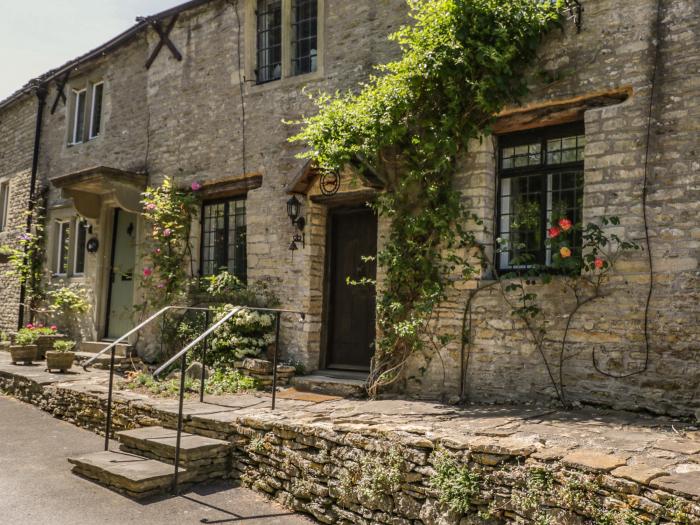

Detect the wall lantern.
[{"left": 286, "top": 195, "right": 306, "bottom": 251}]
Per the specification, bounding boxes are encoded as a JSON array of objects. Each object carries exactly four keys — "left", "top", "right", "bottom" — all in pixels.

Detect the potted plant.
[
  {"left": 46, "top": 339, "right": 76, "bottom": 373},
  {"left": 34, "top": 325, "right": 65, "bottom": 360},
  {"left": 10, "top": 328, "right": 40, "bottom": 365}
]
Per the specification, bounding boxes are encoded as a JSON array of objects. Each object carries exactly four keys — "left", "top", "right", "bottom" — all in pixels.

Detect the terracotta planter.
[
  {"left": 10, "top": 345, "right": 38, "bottom": 365},
  {"left": 46, "top": 351, "right": 75, "bottom": 373},
  {"left": 36, "top": 334, "right": 67, "bottom": 360}
]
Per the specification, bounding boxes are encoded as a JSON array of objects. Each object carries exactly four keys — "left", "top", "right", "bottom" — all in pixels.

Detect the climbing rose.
[
  {"left": 191, "top": 181, "right": 202, "bottom": 191},
  {"left": 560, "top": 247, "right": 572, "bottom": 258},
  {"left": 50, "top": 325, "right": 57, "bottom": 331},
  {"left": 145, "top": 202, "right": 157, "bottom": 211},
  {"left": 594, "top": 257, "right": 604, "bottom": 269},
  {"left": 558, "top": 218, "right": 573, "bottom": 231},
  {"left": 143, "top": 268, "right": 153, "bottom": 277},
  {"left": 26, "top": 323, "right": 33, "bottom": 329},
  {"left": 162, "top": 228, "right": 172, "bottom": 237},
  {"left": 548, "top": 226, "right": 561, "bottom": 238}
]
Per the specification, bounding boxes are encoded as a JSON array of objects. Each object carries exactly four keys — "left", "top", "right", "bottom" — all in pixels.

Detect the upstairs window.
[
  {"left": 200, "top": 198, "right": 247, "bottom": 281},
  {"left": 69, "top": 80, "right": 104, "bottom": 145},
  {"left": 256, "top": 0, "right": 283, "bottom": 84},
  {"left": 0, "top": 182, "right": 9, "bottom": 232},
  {"left": 292, "top": 0, "right": 318, "bottom": 75},
  {"left": 497, "top": 123, "right": 585, "bottom": 270}
]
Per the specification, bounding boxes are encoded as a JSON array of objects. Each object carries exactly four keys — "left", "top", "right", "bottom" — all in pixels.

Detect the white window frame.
[
  {"left": 54, "top": 220, "right": 71, "bottom": 276},
  {"left": 88, "top": 82, "right": 104, "bottom": 140},
  {"left": 0, "top": 181, "right": 9, "bottom": 232},
  {"left": 71, "top": 88, "right": 87, "bottom": 145}
]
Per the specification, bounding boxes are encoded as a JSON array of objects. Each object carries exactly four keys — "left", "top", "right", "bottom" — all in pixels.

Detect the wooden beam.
[
  {"left": 50, "top": 72, "right": 70, "bottom": 115},
  {"left": 310, "top": 189, "right": 377, "bottom": 206},
  {"left": 145, "top": 15, "right": 182, "bottom": 69},
  {"left": 492, "top": 86, "right": 633, "bottom": 134}
]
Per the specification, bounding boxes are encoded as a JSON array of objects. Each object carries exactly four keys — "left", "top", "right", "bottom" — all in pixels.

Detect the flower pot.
[
  {"left": 45, "top": 351, "right": 75, "bottom": 373},
  {"left": 36, "top": 334, "right": 66, "bottom": 360},
  {"left": 10, "top": 345, "right": 38, "bottom": 365}
]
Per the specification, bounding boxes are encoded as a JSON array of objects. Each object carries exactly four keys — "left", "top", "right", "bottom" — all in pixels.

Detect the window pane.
[
  {"left": 0, "top": 182, "right": 8, "bottom": 232},
  {"left": 74, "top": 220, "right": 88, "bottom": 274},
  {"left": 292, "top": 0, "right": 318, "bottom": 76},
  {"left": 90, "top": 83, "right": 103, "bottom": 138},
  {"left": 73, "top": 91, "right": 86, "bottom": 143},
  {"left": 256, "top": 0, "right": 282, "bottom": 83},
  {"left": 502, "top": 141, "right": 541, "bottom": 169},
  {"left": 547, "top": 134, "right": 585, "bottom": 164},
  {"left": 201, "top": 199, "right": 246, "bottom": 281},
  {"left": 57, "top": 222, "right": 70, "bottom": 274}
]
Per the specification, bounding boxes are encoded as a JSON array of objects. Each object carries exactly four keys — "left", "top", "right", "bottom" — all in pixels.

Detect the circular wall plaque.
[
  {"left": 320, "top": 172, "right": 340, "bottom": 196},
  {"left": 86, "top": 237, "right": 99, "bottom": 253}
]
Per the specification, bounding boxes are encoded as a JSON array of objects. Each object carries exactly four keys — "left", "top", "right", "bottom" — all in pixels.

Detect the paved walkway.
[
  {"left": 0, "top": 394, "right": 312, "bottom": 525},
  {"left": 1, "top": 352, "right": 699, "bottom": 500}
]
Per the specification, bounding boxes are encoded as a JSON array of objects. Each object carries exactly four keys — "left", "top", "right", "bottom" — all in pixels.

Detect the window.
[
  {"left": 73, "top": 220, "right": 88, "bottom": 275},
  {"left": 292, "top": 0, "right": 318, "bottom": 76},
  {"left": 89, "top": 82, "right": 103, "bottom": 139},
  {"left": 55, "top": 221, "right": 71, "bottom": 275},
  {"left": 252, "top": 0, "right": 321, "bottom": 84},
  {"left": 200, "top": 198, "right": 247, "bottom": 280},
  {"left": 0, "top": 182, "right": 9, "bottom": 232},
  {"left": 256, "top": 0, "right": 283, "bottom": 83},
  {"left": 71, "top": 89, "right": 87, "bottom": 144},
  {"left": 497, "top": 123, "right": 585, "bottom": 270},
  {"left": 69, "top": 81, "right": 104, "bottom": 145}
]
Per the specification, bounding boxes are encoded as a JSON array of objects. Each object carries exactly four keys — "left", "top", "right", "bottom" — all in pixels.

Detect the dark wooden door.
[{"left": 326, "top": 207, "right": 377, "bottom": 370}]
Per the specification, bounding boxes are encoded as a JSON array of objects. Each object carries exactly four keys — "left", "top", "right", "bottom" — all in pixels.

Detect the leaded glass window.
[
  {"left": 292, "top": 0, "right": 318, "bottom": 76},
  {"left": 200, "top": 198, "right": 247, "bottom": 280},
  {"left": 497, "top": 123, "right": 585, "bottom": 270},
  {"left": 256, "top": 0, "right": 282, "bottom": 84}
]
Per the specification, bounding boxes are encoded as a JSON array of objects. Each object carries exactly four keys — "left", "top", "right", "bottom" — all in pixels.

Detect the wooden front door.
[{"left": 325, "top": 207, "right": 377, "bottom": 370}]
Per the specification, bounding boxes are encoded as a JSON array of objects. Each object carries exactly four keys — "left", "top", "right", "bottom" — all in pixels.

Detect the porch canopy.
[{"left": 51, "top": 166, "right": 148, "bottom": 219}]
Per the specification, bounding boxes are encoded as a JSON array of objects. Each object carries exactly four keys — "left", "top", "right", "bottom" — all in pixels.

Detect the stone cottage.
[{"left": 0, "top": 0, "right": 697, "bottom": 417}]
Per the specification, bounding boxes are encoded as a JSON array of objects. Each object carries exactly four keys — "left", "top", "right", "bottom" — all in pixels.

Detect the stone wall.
[
  {"left": 399, "top": 0, "right": 700, "bottom": 417},
  {"left": 1, "top": 371, "right": 698, "bottom": 525},
  {"left": 0, "top": 94, "right": 37, "bottom": 332}
]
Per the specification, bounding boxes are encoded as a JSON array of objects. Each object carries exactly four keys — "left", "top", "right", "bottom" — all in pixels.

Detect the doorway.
[
  {"left": 324, "top": 207, "right": 377, "bottom": 371},
  {"left": 105, "top": 209, "right": 136, "bottom": 339}
]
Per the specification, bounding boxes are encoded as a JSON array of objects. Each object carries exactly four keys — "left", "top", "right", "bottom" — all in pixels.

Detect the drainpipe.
[{"left": 17, "top": 83, "right": 48, "bottom": 329}]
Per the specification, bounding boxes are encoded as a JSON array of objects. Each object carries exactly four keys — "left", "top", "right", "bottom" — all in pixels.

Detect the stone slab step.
[
  {"left": 79, "top": 341, "right": 132, "bottom": 357},
  {"left": 291, "top": 373, "right": 366, "bottom": 398},
  {"left": 117, "top": 426, "right": 231, "bottom": 463},
  {"left": 68, "top": 450, "right": 182, "bottom": 499},
  {"left": 73, "top": 352, "right": 139, "bottom": 370}
]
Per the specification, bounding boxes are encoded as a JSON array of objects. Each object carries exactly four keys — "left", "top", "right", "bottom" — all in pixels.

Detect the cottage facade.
[{"left": 0, "top": 0, "right": 698, "bottom": 416}]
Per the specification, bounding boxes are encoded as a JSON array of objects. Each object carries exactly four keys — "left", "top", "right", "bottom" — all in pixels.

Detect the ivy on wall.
[{"left": 293, "top": 0, "right": 564, "bottom": 395}]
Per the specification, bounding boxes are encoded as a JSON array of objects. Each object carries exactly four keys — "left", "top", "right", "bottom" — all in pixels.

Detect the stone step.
[
  {"left": 79, "top": 341, "right": 132, "bottom": 357},
  {"left": 73, "top": 351, "right": 139, "bottom": 371},
  {"left": 291, "top": 372, "right": 366, "bottom": 398},
  {"left": 68, "top": 450, "right": 182, "bottom": 499},
  {"left": 117, "top": 426, "right": 231, "bottom": 482}
]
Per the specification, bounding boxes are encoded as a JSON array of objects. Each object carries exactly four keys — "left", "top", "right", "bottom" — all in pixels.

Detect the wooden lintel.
[
  {"left": 492, "top": 86, "right": 633, "bottom": 134},
  {"left": 310, "top": 189, "right": 377, "bottom": 206},
  {"left": 200, "top": 174, "right": 263, "bottom": 199}
]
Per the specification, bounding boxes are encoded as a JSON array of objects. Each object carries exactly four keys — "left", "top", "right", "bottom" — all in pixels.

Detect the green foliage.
[
  {"left": 47, "top": 286, "right": 90, "bottom": 314},
  {"left": 140, "top": 177, "right": 200, "bottom": 309},
  {"left": 206, "top": 306, "right": 276, "bottom": 367},
  {"left": 292, "top": 0, "right": 563, "bottom": 395},
  {"left": 201, "top": 271, "right": 280, "bottom": 308},
  {"left": 205, "top": 369, "right": 258, "bottom": 395},
  {"left": 430, "top": 448, "right": 481, "bottom": 514},
  {"left": 14, "top": 328, "right": 42, "bottom": 346},
  {"left": 339, "top": 444, "right": 405, "bottom": 503},
  {"left": 52, "top": 339, "right": 76, "bottom": 353}
]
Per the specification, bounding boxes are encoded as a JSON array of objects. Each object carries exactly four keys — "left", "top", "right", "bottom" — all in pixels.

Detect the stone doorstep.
[
  {"left": 291, "top": 374, "right": 366, "bottom": 398},
  {"left": 78, "top": 341, "right": 132, "bottom": 358},
  {"left": 116, "top": 426, "right": 231, "bottom": 463},
  {"left": 72, "top": 352, "right": 138, "bottom": 369},
  {"left": 67, "top": 450, "right": 184, "bottom": 498}
]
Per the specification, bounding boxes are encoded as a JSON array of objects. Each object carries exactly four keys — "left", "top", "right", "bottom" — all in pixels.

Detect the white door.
[{"left": 106, "top": 209, "right": 136, "bottom": 339}]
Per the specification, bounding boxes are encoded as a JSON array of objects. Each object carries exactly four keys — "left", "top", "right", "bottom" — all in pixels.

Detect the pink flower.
[
  {"left": 143, "top": 268, "right": 153, "bottom": 278},
  {"left": 26, "top": 323, "right": 34, "bottom": 329},
  {"left": 190, "top": 181, "right": 202, "bottom": 191},
  {"left": 157, "top": 282, "right": 166, "bottom": 289},
  {"left": 594, "top": 257, "right": 604, "bottom": 270},
  {"left": 37, "top": 324, "right": 44, "bottom": 328},
  {"left": 153, "top": 248, "right": 162, "bottom": 255},
  {"left": 558, "top": 218, "right": 573, "bottom": 231},
  {"left": 145, "top": 203, "right": 157, "bottom": 211},
  {"left": 548, "top": 226, "right": 561, "bottom": 239},
  {"left": 50, "top": 325, "right": 58, "bottom": 331},
  {"left": 162, "top": 228, "right": 172, "bottom": 237}
]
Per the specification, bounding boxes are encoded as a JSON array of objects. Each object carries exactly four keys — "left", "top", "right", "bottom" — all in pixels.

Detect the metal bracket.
[
  {"left": 145, "top": 14, "right": 182, "bottom": 69},
  {"left": 565, "top": 0, "right": 584, "bottom": 33},
  {"left": 50, "top": 71, "right": 70, "bottom": 115}
]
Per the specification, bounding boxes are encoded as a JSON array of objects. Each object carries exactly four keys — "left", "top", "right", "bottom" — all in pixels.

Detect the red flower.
[
  {"left": 50, "top": 325, "right": 58, "bottom": 331},
  {"left": 548, "top": 226, "right": 561, "bottom": 238},
  {"left": 26, "top": 323, "right": 34, "bottom": 329},
  {"left": 191, "top": 181, "right": 202, "bottom": 191},
  {"left": 143, "top": 268, "right": 153, "bottom": 278},
  {"left": 594, "top": 257, "right": 604, "bottom": 270},
  {"left": 558, "top": 218, "right": 573, "bottom": 231}
]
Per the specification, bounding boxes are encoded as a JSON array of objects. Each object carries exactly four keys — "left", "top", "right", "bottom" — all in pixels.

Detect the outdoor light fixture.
[{"left": 287, "top": 195, "right": 306, "bottom": 251}]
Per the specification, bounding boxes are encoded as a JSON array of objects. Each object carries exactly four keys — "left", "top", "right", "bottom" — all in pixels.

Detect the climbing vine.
[{"left": 293, "top": 0, "right": 564, "bottom": 395}]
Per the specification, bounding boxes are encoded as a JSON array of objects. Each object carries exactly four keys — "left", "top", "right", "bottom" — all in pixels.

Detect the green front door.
[{"left": 106, "top": 209, "right": 136, "bottom": 339}]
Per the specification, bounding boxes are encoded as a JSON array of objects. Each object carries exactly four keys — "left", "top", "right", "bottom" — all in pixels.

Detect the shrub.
[{"left": 52, "top": 340, "right": 76, "bottom": 352}]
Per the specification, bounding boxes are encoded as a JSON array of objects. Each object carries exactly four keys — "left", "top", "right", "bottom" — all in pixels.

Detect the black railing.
[{"left": 84, "top": 304, "right": 305, "bottom": 495}]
